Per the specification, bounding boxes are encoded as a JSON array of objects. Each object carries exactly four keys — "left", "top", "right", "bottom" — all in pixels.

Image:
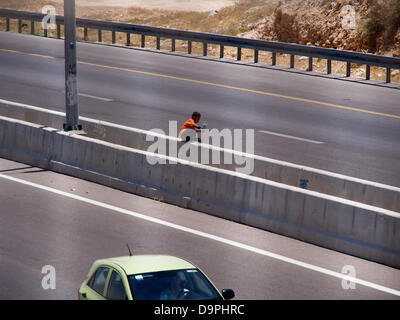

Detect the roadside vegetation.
[{"left": 359, "top": 0, "right": 400, "bottom": 53}]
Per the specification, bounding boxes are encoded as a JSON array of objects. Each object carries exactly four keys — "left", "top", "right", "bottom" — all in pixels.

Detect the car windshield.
[{"left": 128, "top": 268, "right": 222, "bottom": 300}]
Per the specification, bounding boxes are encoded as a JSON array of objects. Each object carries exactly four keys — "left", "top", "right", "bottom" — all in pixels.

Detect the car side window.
[
  {"left": 107, "top": 270, "right": 127, "bottom": 300},
  {"left": 88, "top": 266, "right": 110, "bottom": 296}
]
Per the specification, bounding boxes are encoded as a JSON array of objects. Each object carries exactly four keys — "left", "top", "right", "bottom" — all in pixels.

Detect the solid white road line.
[
  {"left": 259, "top": 130, "right": 325, "bottom": 144},
  {"left": 0, "top": 173, "right": 399, "bottom": 297}
]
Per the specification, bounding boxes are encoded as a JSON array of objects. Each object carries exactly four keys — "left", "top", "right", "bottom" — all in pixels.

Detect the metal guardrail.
[{"left": 1, "top": 8, "right": 400, "bottom": 83}]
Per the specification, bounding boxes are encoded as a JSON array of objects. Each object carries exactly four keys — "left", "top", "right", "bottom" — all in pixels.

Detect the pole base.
[{"left": 63, "top": 123, "right": 82, "bottom": 131}]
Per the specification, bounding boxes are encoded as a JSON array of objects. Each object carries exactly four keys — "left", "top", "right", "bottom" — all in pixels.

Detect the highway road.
[
  {"left": 0, "top": 157, "right": 399, "bottom": 300},
  {"left": 0, "top": 31, "right": 400, "bottom": 187}
]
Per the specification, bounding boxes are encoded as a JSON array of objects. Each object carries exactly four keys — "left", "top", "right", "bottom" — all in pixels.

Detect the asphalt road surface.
[
  {"left": 0, "top": 157, "right": 399, "bottom": 300},
  {"left": 0, "top": 32, "right": 400, "bottom": 186}
]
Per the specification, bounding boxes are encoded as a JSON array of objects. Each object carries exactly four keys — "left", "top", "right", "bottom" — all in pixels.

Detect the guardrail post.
[
  {"left": 220, "top": 45, "right": 224, "bottom": 58},
  {"left": 272, "top": 52, "right": 276, "bottom": 66},
  {"left": 112, "top": 31, "right": 116, "bottom": 44},
  {"left": 386, "top": 68, "right": 391, "bottom": 83},
  {"left": 84, "top": 27, "right": 88, "bottom": 41},
  {"left": 18, "top": 19, "right": 22, "bottom": 33},
  {"left": 203, "top": 42, "right": 207, "bottom": 56},
  {"left": 57, "top": 24, "right": 61, "bottom": 39},
  {"left": 6, "top": 17, "right": 10, "bottom": 32},
  {"left": 141, "top": 34, "right": 145, "bottom": 48},
  {"left": 327, "top": 59, "right": 331, "bottom": 74},
  {"left": 98, "top": 29, "right": 102, "bottom": 42},
  {"left": 171, "top": 38, "right": 175, "bottom": 52},
  {"left": 290, "top": 54, "right": 294, "bottom": 68},
  {"left": 366, "top": 65, "right": 370, "bottom": 80},
  {"left": 126, "top": 33, "right": 130, "bottom": 46},
  {"left": 237, "top": 47, "right": 242, "bottom": 61},
  {"left": 156, "top": 36, "right": 160, "bottom": 50},
  {"left": 30, "top": 20, "right": 35, "bottom": 35},
  {"left": 254, "top": 49, "right": 258, "bottom": 63},
  {"left": 188, "top": 40, "right": 192, "bottom": 54},
  {"left": 346, "top": 62, "right": 351, "bottom": 77},
  {"left": 308, "top": 57, "right": 313, "bottom": 72}
]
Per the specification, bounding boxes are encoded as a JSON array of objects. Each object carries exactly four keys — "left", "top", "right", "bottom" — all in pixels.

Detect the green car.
[{"left": 78, "top": 255, "right": 235, "bottom": 300}]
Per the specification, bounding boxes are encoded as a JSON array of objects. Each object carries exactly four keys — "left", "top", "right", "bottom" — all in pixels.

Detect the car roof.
[{"left": 95, "top": 255, "right": 196, "bottom": 275}]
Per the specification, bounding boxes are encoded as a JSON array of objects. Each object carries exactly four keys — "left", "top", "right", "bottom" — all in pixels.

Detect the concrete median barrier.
[
  {"left": 1, "top": 98, "right": 399, "bottom": 212},
  {"left": 0, "top": 115, "right": 399, "bottom": 268}
]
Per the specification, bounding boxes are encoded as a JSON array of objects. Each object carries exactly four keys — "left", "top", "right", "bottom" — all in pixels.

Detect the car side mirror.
[{"left": 221, "top": 288, "right": 235, "bottom": 300}]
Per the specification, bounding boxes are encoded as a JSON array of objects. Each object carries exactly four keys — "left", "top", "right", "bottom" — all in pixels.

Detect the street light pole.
[{"left": 64, "top": 0, "right": 81, "bottom": 131}]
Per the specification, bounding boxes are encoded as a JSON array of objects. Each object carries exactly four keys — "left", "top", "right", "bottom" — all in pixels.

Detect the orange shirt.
[{"left": 179, "top": 118, "right": 197, "bottom": 134}]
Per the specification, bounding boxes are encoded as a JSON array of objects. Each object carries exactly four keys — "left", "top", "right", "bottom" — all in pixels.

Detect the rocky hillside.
[{"left": 240, "top": 0, "right": 400, "bottom": 57}]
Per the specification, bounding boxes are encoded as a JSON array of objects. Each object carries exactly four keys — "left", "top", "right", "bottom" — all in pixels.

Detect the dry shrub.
[
  {"left": 360, "top": 0, "right": 400, "bottom": 52},
  {"left": 273, "top": 8, "right": 299, "bottom": 43}
]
